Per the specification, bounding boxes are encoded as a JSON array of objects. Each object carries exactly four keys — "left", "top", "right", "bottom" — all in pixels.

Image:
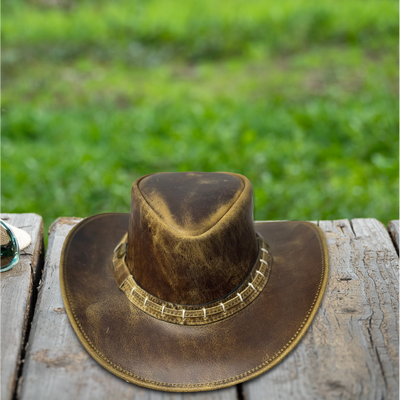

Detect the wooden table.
[{"left": 1, "top": 214, "right": 399, "bottom": 400}]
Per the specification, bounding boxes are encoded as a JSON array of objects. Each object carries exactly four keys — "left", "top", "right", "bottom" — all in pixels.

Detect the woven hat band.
[{"left": 113, "top": 233, "right": 273, "bottom": 326}]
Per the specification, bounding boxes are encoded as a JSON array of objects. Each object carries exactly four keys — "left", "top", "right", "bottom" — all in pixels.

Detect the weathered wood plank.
[
  {"left": 20, "top": 217, "right": 237, "bottom": 400},
  {"left": 0, "top": 213, "right": 44, "bottom": 400},
  {"left": 243, "top": 218, "right": 399, "bottom": 400},
  {"left": 388, "top": 220, "right": 399, "bottom": 254}
]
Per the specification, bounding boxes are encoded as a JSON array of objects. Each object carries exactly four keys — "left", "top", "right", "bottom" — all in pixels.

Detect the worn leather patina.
[
  {"left": 127, "top": 172, "right": 258, "bottom": 305},
  {"left": 112, "top": 233, "right": 273, "bottom": 325},
  {"left": 60, "top": 171, "right": 329, "bottom": 392}
]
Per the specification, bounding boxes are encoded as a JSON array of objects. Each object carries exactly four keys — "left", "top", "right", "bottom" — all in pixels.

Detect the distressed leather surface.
[
  {"left": 138, "top": 172, "right": 244, "bottom": 235},
  {"left": 113, "top": 234, "right": 273, "bottom": 325},
  {"left": 126, "top": 172, "right": 258, "bottom": 305},
  {"left": 60, "top": 214, "right": 328, "bottom": 391}
]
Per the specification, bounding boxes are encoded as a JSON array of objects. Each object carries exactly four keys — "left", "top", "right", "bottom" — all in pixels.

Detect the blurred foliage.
[{"left": 2, "top": 0, "right": 399, "bottom": 233}]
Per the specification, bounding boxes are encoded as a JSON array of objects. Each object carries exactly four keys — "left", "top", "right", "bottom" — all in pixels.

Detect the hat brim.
[{"left": 60, "top": 213, "right": 328, "bottom": 392}]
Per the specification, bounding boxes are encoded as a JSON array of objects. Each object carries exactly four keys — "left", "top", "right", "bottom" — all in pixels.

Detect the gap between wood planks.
[
  {"left": 236, "top": 383, "right": 245, "bottom": 400},
  {"left": 13, "top": 250, "right": 45, "bottom": 400},
  {"left": 12, "top": 241, "right": 45, "bottom": 400},
  {"left": 13, "top": 249, "right": 44, "bottom": 400},
  {"left": 388, "top": 221, "right": 399, "bottom": 256},
  {"left": 0, "top": 213, "right": 45, "bottom": 400}
]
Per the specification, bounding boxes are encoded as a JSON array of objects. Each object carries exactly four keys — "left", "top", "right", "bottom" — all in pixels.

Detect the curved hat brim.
[{"left": 60, "top": 213, "right": 329, "bottom": 392}]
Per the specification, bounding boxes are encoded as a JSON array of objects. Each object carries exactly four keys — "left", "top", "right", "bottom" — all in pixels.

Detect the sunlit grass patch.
[{"left": 3, "top": 0, "right": 398, "bottom": 64}]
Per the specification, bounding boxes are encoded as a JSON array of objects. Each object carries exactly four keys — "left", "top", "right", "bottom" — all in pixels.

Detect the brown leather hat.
[{"left": 60, "top": 171, "right": 329, "bottom": 392}]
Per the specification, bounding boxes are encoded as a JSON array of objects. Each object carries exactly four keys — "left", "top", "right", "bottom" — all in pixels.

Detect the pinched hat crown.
[{"left": 125, "top": 171, "right": 260, "bottom": 305}]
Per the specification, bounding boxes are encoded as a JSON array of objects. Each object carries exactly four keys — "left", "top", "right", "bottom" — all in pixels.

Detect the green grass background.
[{"left": 2, "top": 0, "right": 399, "bottom": 234}]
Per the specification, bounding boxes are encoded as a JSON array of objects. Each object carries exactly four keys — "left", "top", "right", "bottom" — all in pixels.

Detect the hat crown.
[{"left": 126, "top": 171, "right": 259, "bottom": 305}]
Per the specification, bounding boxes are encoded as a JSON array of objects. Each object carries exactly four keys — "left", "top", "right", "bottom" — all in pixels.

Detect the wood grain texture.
[
  {"left": 1, "top": 213, "right": 44, "bottom": 400},
  {"left": 388, "top": 220, "right": 399, "bottom": 254},
  {"left": 19, "top": 217, "right": 237, "bottom": 400},
  {"left": 243, "top": 218, "right": 399, "bottom": 400}
]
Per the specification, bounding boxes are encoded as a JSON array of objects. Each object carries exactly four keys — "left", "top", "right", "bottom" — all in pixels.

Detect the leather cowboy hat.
[{"left": 60, "top": 171, "right": 329, "bottom": 392}]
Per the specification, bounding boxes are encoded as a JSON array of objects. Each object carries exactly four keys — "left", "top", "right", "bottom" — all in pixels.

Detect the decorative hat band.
[{"left": 113, "top": 233, "right": 273, "bottom": 326}]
